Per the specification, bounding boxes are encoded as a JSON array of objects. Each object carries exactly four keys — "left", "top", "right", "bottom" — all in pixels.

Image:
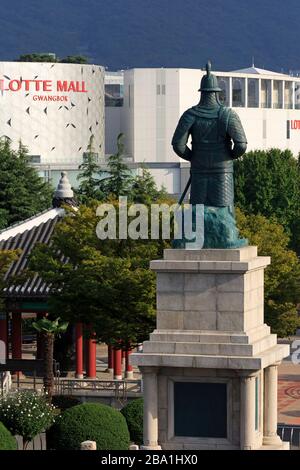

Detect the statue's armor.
[{"left": 172, "top": 104, "right": 247, "bottom": 206}]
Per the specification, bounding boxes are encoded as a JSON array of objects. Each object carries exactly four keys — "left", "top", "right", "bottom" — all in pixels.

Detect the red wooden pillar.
[
  {"left": 75, "top": 323, "right": 83, "bottom": 379},
  {"left": 84, "top": 338, "right": 89, "bottom": 375},
  {"left": 86, "top": 331, "right": 97, "bottom": 379},
  {"left": 113, "top": 348, "right": 122, "bottom": 380},
  {"left": 107, "top": 345, "right": 114, "bottom": 374},
  {"left": 125, "top": 349, "right": 134, "bottom": 379},
  {"left": 11, "top": 312, "right": 22, "bottom": 360},
  {"left": 0, "top": 312, "right": 7, "bottom": 363},
  {"left": 122, "top": 350, "right": 126, "bottom": 371}
]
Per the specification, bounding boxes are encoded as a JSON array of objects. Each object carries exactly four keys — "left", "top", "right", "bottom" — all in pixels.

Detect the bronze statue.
[{"left": 172, "top": 61, "right": 248, "bottom": 248}]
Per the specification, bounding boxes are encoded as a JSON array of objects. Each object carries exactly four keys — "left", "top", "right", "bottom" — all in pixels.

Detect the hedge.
[
  {"left": 47, "top": 403, "right": 130, "bottom": 450},
  {"left": 121, "top": 398, "right": 143, "bottom": 445},
  {"left": 0, "top": 422, "right": 17, "bottom": 450},
  {"left": 51, "top": 395, "right": 81, "bottom": 412}
]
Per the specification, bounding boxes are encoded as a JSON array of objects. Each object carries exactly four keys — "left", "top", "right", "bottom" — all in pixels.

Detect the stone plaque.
[{"left": 174, "top": 382, "right": 227, "bottom": 438}]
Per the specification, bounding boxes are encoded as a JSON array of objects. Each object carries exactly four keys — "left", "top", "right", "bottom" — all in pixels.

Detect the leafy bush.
[
  {"left": 121, "top": 398, "right": 143, "bottom": 445},
  {"left": 0, "top": 391, "right": 56, "bottom": 449},
  {"left": 51, "top": 395, "right": 81, "bottom": 411},
  {"left": 0, "top": 422, "right": 17, "bottom": 450},
  {"left": 47, "top": 403, "right": 130, "bottom": 450},
  {"left": 236, "top": 208, "right": 300, "bottom": 337}
]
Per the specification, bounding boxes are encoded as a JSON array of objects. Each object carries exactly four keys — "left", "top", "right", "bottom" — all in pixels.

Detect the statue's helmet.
[{"left": 199, "top": 61, "right": 222, "bottom": 92}]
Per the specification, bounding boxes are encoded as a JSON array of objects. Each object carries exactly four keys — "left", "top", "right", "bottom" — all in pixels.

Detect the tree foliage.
[
  {"left": 29, "top": 200, "right": 170, "bottom": 348},
  {"left": 121, "top": 398, "right": 143, "bottom": 445},
  {"left": 236, "top": 208, "right": 300, "bottom": 336},
  {"left": 0, "top": 422, "right": 17, "bottom": 450},
  {"left": 100, "top": 133, "right": 133, "bottom": 199},
  {"left": 0, "top": 391, "right": 56, "bottom": 449},
  {"left": 59, "top": 55, "right": 88, "bottom": 64},
  {"left": 18, "top": 53, "right": 88, "bottom": 64},
  {"left": 47, "top": 403, "right": 130, "bottom": 450},
  {"left": 131, "top": 167, "right": 169, "bottom": 205},
  {"left": 76, "top": 134, "right": 170, "bottom": 206},
  {"left": 234, "top": 149, "right": 300, "bottom": 252},
  {"left": 32, "top": 318, "right": 68, "bottom": 400},
  {"left": 0, "top": 140, "right": 52, "bottom": 229},
  {"left": 0, "top": 249, "right": 20, "bottom": 310},
  {"left": 76, "top": 136, "right": 104, "bottom": 204}
]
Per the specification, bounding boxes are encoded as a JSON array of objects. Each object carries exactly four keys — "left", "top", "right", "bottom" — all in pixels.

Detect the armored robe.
[{"left": 171, "top": 62, "right": 248, "bottom": 248}]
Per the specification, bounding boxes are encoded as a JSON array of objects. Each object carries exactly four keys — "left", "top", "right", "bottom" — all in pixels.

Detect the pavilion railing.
[{"left": 56, "top": 377, "right": 142, "bottom": 405}]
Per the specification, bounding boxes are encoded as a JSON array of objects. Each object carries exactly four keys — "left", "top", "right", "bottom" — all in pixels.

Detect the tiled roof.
[{"left": 0, "top": 209, "right": 63, "bottom": 298}]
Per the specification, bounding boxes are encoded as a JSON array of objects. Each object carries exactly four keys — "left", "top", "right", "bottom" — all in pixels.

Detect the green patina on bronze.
[{"left": 172, "top": 61, "right": 248, "bottom": 249}]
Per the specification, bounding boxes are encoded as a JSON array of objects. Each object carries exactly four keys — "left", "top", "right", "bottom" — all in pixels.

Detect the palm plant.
[{"left": 32, "top": 317, "right": 68, "bottom": 401}]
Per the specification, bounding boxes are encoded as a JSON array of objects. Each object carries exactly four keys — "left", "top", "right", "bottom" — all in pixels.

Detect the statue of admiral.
[{"left": 172, "top": 61, "right": 248, "bottom": 248}]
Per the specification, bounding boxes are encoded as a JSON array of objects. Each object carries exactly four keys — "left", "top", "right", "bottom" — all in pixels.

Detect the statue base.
[{"left": 132, "top": 247, "right": 289, "bottom": 450}]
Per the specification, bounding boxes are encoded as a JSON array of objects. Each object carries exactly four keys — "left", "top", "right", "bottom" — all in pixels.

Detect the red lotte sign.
[
  {"left": 0, "top": 79, "right": 88, "bottom": 101},
  {"left": 290, "top": 120, "right": 300, "bottom": 130}
]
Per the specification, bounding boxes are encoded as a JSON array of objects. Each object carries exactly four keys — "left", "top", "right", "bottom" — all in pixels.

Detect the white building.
[
  {"left": 105, "top": 66, "right": 300, "bottom": 196},
  {"left": 0, "top": 61, "right": 105, "bottom": 187}
]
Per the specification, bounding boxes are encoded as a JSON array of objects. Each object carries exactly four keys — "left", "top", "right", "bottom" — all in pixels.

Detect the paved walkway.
[{"left": 278, "top": 360, "right": 300, "bottom": 425}]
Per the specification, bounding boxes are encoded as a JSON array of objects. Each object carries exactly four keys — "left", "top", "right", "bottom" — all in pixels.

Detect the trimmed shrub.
[
  {"left": 51, "top": 395, "right": 81, "bottom": 412},
  {"left": 47, "top": 403, "right": 130, "bottom": 450},
  {"left": 0, "top": 422, "right": 17, "bottom": 450},
  {"left": 121, "top": 398, "right": 143, "bottom": 445}
]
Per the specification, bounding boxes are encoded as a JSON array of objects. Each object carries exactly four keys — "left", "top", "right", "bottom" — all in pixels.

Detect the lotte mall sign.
[{"left": 0, "top": 78, "right": 88, "bottom": 101}]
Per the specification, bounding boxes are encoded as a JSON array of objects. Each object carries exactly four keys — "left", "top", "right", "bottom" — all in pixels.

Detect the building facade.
[
  {"left": 105, "top": 67, "right": 300, "bottom": 196},
  {"left": 0, "top": 61, "right": 105, "bottom": 187}
]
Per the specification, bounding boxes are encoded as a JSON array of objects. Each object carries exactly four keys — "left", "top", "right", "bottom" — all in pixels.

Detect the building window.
[
  {"left": 157, "top": 84, "right": 161, "bottom": 95},
  {"left": 29, "top": 155, "right": 41, "bottom": 164},
  {"left": 174, "top": 382, "right": 227, "bottom": 438},
  {"left": 218, "top": 77, "right": 230, "bottom": 106},
  {"left": 248, "top": 79, "right": 259, "bottom": 108},
  {"left": 273, "top": 81, "right": 283, "bottom": 109},
  {"left": 105, "top": 84, "right": 124, "bottom": 107},
  {"left": 261, "top": 80, "right": 272, "bottom": 108},
  {"left": 294, "top": 83, "right": 300, "bottom": 109},
  {"left": 232, "top": 78, "right": 245, "bottom": 107},
  {"left": 285, "top": 82, "right": 293, "bottom": 109},
  {"left": 162, "top": 84, "right": 166, "bottom": 95}
]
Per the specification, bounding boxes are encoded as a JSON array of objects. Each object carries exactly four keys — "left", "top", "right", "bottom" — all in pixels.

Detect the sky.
[{"left": 0, "top": 0, "right": 299, "bottom": 72}]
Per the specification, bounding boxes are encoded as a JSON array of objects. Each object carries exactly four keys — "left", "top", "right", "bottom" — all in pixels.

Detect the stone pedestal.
[{"left": 131, "top": 247, "right": 290, "bottom": 450}]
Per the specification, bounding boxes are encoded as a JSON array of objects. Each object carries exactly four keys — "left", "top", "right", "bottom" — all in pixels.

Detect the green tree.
[
  {"left": 76, "top": 136, "right": 104, "bottom": 203},
  {"left": 236, "top": 208, "right": 300, "bottom": 336},
  {"left": 0, "top": 140, "right": 52, "bottom": 229},
  {"left": 18, "top": 53, "right": 57, "bottom": 62},
  {"left": 18, "top": 54, "right": 88, "bottom": 64},
  {"left": 59, "top": 55, "right": 88, "bottom": 64},
  {"left": 131, "top": 167, "right": 169, "bottom": 204},
  {"left": 234, "top": 148, "right": 300, "bottom": 252},
  {"left": 101, "top": 134, "right": 132, "bottom": 199},
  {"left": 29, "top": 198, "right": 171, "bottom": 349},
  {"left": 0, "top": 250, "right": 20, "bottom": 311},
  {"left": 32, "top": 318, "right": 68, "bottom": 401}
]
